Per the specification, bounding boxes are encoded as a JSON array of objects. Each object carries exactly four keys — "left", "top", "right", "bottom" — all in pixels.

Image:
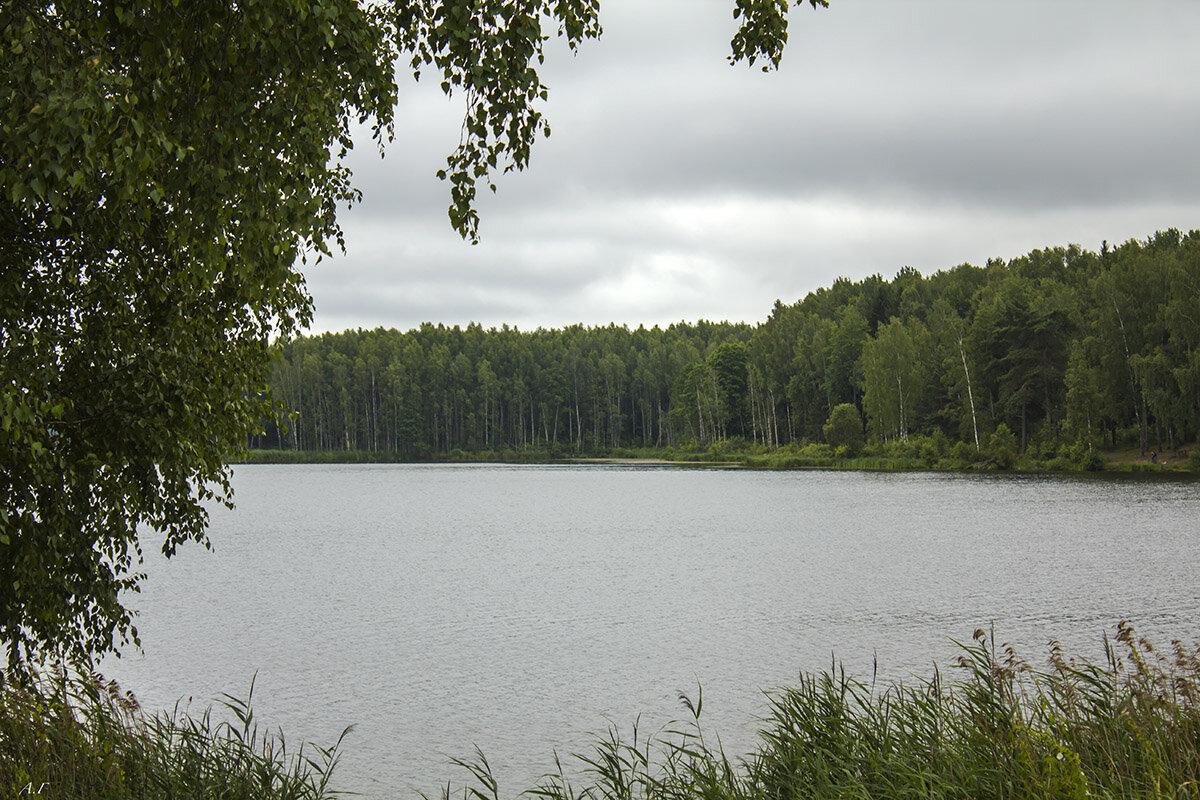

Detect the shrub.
[
  {"left": 950, "top": 439, "right": 979, "bottom": 465},
  {"left": 822, "top": 404, "right": 864, "bottom": 456},
  {"left": 987, "top": 423, "right": 1018, "bottom": 469},
  {"left": 797, "top": 442, "right": 834, "bottom": 461}
]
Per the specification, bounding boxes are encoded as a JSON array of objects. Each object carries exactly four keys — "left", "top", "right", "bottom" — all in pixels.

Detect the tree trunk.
[{"left": 958, "top": 338, "right": 980, "bottom": 451}]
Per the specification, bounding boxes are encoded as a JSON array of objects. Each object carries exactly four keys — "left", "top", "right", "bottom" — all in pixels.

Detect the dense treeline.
[
  {"left": 260, "top": 229, "right": 1200, "bottom": 461},
  {"left": 264, "top": 320, "right": 754, "bottom": 456}
]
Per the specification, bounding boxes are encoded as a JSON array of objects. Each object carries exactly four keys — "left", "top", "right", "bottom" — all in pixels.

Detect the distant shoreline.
[
  {"left": 564, "top": 457, "right": 740, "bottom": 467},
  {"left": 235, "top": 447, "right": 1196, "bottom": 474}
]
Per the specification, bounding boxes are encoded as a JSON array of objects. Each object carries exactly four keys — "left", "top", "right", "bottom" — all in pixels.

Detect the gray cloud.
[{"left": 304, "top": 0, "right": 1200, "bottom": 334}]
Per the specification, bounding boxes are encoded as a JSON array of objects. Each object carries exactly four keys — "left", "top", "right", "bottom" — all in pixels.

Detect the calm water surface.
[{"left": 102, "top": 465, "right": 1200, "bottom": 799}]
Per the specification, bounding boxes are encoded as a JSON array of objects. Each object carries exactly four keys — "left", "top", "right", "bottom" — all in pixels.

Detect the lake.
[{"left": 101, "top": 464, "right": 1200, "bottom": 799}]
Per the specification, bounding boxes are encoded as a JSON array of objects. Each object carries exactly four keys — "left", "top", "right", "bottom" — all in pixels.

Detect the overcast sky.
[{"left": 303, "top": 0, "right": 1200, "bottom": 334}]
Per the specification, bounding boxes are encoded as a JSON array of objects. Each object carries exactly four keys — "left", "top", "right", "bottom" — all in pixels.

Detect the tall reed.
[
  {"left": 445, "top": 624, "right": 1200, "bottom": 800},
  {"left": 0, "top": 665, "right": 349, "bottom": 800}
]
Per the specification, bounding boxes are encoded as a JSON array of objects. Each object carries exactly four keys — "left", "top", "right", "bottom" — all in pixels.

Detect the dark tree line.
[
  {"left": 260, "top": 229, "right": 1200, "bottom": 458},
  {"left": 262, "top": 321, "right": 754, "bottom": 457}
]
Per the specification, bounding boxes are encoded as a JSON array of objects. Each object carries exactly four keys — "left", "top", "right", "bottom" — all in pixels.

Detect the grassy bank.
[
  {"left": 239, "top": 447, "right": 561, "bottom": 465},
  {"left": 4, "top": 624, "right": 1200, "bottom": 799},
  {"left": 240, "top": 438, "right": 1199, "bottom": 474}
]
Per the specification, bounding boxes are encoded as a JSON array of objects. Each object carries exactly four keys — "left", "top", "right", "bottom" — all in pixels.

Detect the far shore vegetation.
[
  {"left": 256, "top": 232, "right": 1200, "bottom": 476},
  {"left": 239, "top": 436, "right": 1199, "bottom": 474},
  {"left": 5, "top": 623, "right": 1200, "bottom": 800}
]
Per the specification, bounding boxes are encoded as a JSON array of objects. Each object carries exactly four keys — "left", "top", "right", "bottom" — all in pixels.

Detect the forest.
[{"left": 259, "top": 229, "right": 1200, "bottom": 466}]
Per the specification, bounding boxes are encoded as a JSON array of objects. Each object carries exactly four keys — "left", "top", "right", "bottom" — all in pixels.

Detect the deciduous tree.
[{"left": 0, "top": 0, "right": 830, "bottom": 667}]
